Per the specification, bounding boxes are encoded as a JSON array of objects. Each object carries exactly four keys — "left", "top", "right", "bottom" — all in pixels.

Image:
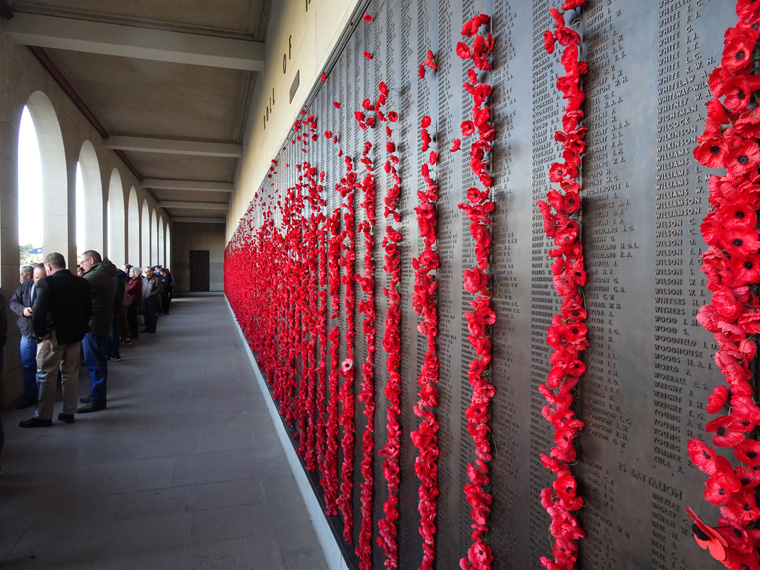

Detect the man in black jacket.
[
  {"left": 20, "top": 253, "right": 91, "bottom": 427},
  {"left": 78, "top": 250, "right": 115, "bottom": 413},
  {"left": 10, "top": 263, "right": 44, "bottom": 408}
]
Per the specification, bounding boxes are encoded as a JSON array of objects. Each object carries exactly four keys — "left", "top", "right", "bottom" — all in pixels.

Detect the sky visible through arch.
[{"left": 18, "top": 106, "right": 42, "bottom": 248}]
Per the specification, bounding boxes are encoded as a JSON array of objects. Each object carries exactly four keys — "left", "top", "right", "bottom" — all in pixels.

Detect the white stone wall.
[
  {"left": 0, "top": 31, "right": 167, "bottom": 405},
  {"left": 228, "top": 0, "right": 362, "bottom": 240}
]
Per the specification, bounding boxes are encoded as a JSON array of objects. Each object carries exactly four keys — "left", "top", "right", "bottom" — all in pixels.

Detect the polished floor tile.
[{"left": 0, "top": 296, "right": 328, "bottom": 570}]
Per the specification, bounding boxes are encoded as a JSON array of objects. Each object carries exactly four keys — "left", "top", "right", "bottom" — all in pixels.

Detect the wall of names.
[{"left": 228, "top": 1, "right": 737, "bottom": 568}]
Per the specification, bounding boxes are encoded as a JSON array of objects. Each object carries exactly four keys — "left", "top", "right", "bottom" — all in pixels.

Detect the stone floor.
[{"left": 0, "top": 296, "right": 329, "bottom": 570}]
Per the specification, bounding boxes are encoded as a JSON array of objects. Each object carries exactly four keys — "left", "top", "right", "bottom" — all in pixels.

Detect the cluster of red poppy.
[
  {"left": 354, "top": 83, "right": 398, "bottom": 568},
  {"left": 322, "top": 207, "right": 344, "bottom": 516},
  {"left": 226, "top": 113, "right": 341, "bottom": 505},
  {"left": 376, "top": 94, "right": 404, "bottom": 568},
  {"left": 456, "top": 13, "right": 496, "bottom": 570},
  {"left": 336, "top": 156, "right": 358, "bottom": 544},
  {"left": 269, "top": 114, "right": 325, "bottom": 443},
  {"left": 226, "top": 77, "right": 395, "bottom": 557},
  {"left": 297, "top": 157, "right": 325, "bottom": 473},
  {"left": 356, "top": 148, "right": 377, "bottom": 567},
  {"left": 316, "top": 183, "right": 330, "bottom": 499},
  {"left": 409, "top": 113, "right": 441, "bottom": 570},
  {"left": 419, "top": 49, "right": 437, "bottom": 79},
  {"left": 689, "top": 3, "right": 760, "bottom": 568},
  {"left": 537, "top": 2, "right": 588, "bottom": 569}
]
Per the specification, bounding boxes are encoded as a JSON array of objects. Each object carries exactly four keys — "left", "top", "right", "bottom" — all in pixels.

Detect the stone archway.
[
  {"left": 23, "top": 92, "right": 68, "bottom": 256},
  {"left": 107, "top": 169, "right": 126, "bottom": 263},
  {"left": 141, "top": 199, "right": 150, "bottom": 267},
  {"left": 128, "top": 187, "right": 140, "bottom": 266},
  {"left": 75, "top": 140, "right": 103, "bottom": 256}
]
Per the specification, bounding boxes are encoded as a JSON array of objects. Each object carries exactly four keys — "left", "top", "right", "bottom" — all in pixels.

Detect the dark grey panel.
[{"left": 229, "top": 1, "right": 739, "bottom": 569}]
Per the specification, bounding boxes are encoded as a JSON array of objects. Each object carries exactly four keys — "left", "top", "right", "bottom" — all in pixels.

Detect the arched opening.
[
  {"left": 75, "top": 140, "right": 103, "bottom": 256},
  {"left": 151, "top": 209, "right": 158, "bottom": 265},
  {"left": 128, "top": 187, "right": 139, "bottom": 266},
  {"left": 158, "top": 215, "right": 165, "bottom": 267},
  {"left": 108, "top": 169, "right": 126, "bottom": 263},
  {"left": 21, "top": 93, "right": 68, "bottom": 258},
  {"left": 165, "top": 224, "right": 172, "bottom": 270},
  {"left": 141, "top": 200, "right": 150, "bottom": 267},
  {"left": 18, "top": 106, "right": 43, "bottom": 264}
]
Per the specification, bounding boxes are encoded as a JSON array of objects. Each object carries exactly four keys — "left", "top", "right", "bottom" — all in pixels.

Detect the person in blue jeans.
[
  {"left": 78, "top": 250, "right": 116, "bottom": 413},
  {"left": 9, "top": 264, "right": 44, "bottom": 408}
]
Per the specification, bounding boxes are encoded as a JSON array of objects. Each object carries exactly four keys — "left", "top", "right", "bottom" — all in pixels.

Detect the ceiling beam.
[
  {"left": 172, "top": 217, "right": 226, "bottom": 224},
  {"left": 104, "top": 136, "right": 242, "bottom": 157},
  {"left": 29, "top": 47, "right": 108, "bottom": 138},
  {"left": 4, "top": 13, "right": 265, "bottom": 71},
  {"left": 142, "top": 179, "right": 234, "bottom": 193},
  {"left": 159, "top": 201, "right": 229, "bottom": 211}
]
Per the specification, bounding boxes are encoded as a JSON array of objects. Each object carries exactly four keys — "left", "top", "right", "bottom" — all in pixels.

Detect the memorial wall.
[{"left": 225, "top": 0, "right": 749, "bottom": 568}]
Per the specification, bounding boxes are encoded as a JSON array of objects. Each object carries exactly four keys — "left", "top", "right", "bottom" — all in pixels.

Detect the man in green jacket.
[{"left": 78, "top": 250, "right": 116, "bottom": 413}]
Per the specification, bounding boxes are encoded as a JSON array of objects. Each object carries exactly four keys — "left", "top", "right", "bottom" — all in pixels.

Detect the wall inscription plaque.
[{"left": 227, "top": 1, "right": 741, "bottom": 569}]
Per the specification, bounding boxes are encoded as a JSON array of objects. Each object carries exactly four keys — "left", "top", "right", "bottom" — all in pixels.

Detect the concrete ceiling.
[{"left": 3, "top": 0, "right": 273, "bottom": 224}]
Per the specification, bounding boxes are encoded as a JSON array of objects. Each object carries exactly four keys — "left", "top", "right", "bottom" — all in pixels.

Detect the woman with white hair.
[{"left": 126, "top": 266, "right": 143, "bottom": 340}]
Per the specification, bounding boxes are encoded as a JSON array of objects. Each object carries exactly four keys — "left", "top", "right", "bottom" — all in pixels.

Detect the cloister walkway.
[{"left": 0, "top": 295, "right": 328, "bottom": 570}]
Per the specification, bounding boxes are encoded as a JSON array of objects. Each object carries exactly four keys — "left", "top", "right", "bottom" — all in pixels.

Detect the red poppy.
[
  {"left": 461, "top": 13, "right": 489, "bottom": 37},
  {"left": 694, "top": 137, "right": 729, "bottom": 168},
  {"left": 723, "top": 39, "right": 753, "bottom": 73},
  {"left": 553, "top": 473, "right": 583, "bottom": 510},
  {"left": 707, "top": 415, "right": 747, "bottom": 448},
  {"left": 463, "top": 267, "right": 490, "bottom": 295},
  {"left": 421, "top": 130, "right": 431, "bottom": 151},
  {"left": 705, "top": 463, "right": 742, "bottom": 505},
  {"left": 320, "top": 73, "right": 327, "bottom": 82},
  {"left": 707, "top": 384, "right": 730, "bottom": 414},
  {"left": 734, "top": 438, "right": 760, "bottom": 467},
  {"left": 738, "top": 0, "right": 760, "bottom": 22},
  {"left": 462, "top": 121, "right": 476, "bottom": 136},
  {"left": 720, "top": 228, "right": 760, "bottom": 257},
  {"left": 723, "top": 75, "right": 760, "bottom": 112},
  {"left": 363, "top": 13, "right": 373, "bottom": 22},
  {"left": 729, "top": 253, "right": 760, "bottom": 285},
  {"left": 549, "top": 161, "right": 578, "bottom": 182},
  {"left": 544, "top": 30, "right": 556, "bottom": 54},
  {"left": 725, "top": 139, "right": 760, "bottom": 176},
  {"left": 686, "top": 507, "right": 728, "bottom": 562},
  {"left": 363, "top": 50, "right": 373, "bottom": 60},
  {"left": 722, "top": 490, "right": 760, "bottom": 525},
  {"left": 720, "top": 201, "right": 757, "bottom": 230},
  {"left": 547, "top": 190, "right": 581, "bottom": 215},
  {"left": 424, "top": 49, "right": 437, "bottom": 71}
]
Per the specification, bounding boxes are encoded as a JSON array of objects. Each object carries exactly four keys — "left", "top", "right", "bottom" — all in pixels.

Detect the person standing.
[
  {"left": 9, "top": 263, "right": 44, "bottom": 408},
  {"left": 126, "top": 267, "right": 143, "bottom": 339},
  {"left": 141, "top": 266, "right": 160, "bottom": 334},
  {"left": 19, "top": 265, "right": 33, "bottom": 284},
  {"left": 106, "top": 265, "right": 128, "bottom": 361},
  {"left": 78, "top": 250, "right": 116, "bottom": 413},
  {"left": 159, "top": 267, "right": 174, "bottom": 315},
  {"left": 19, "top": 252, "right": 91, "bottom": 427}
]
